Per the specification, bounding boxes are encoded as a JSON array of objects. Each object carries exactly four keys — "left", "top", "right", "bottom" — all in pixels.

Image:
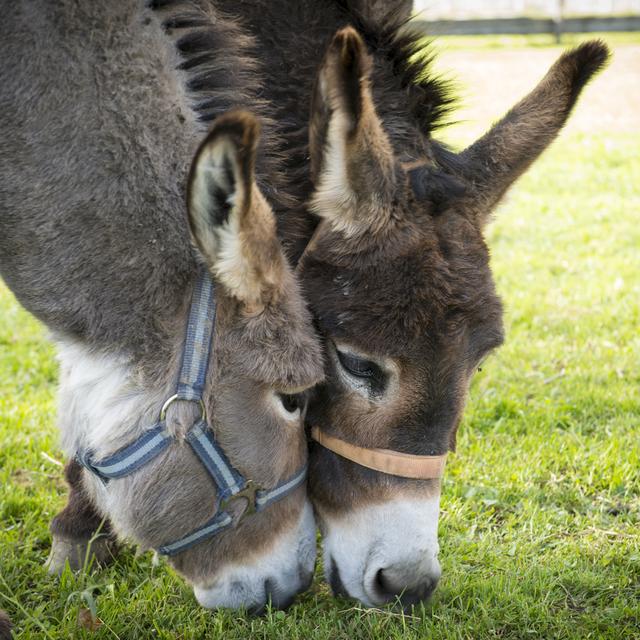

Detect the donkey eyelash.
[
  {"left": 336, "top": 351, "right": 373, "bottom": 376},
  {"left": 336, "top": 350, "right": 383, "bottom": 382}
]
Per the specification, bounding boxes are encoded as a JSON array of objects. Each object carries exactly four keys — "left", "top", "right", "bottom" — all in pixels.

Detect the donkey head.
[
  {"left": 109, "top": 111, "right": 323, "bottom": 611},
  {"left": 300, "top": 28, "right": 609, "bottom": 607}
]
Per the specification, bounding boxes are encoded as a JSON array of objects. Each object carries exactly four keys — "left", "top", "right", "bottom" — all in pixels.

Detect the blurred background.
[{"left": 413, "top": 0, "right": 640, "bottom": 38}]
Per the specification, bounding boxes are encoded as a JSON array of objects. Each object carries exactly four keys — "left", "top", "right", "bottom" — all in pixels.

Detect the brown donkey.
[
  {"left": 195, "top": 0, "right": 610, "bottom": 606},
  {"left": 0, "top": 3, "right": 322, "bottom": 612},
  {"left": 300, "top": 30, "right": 609, "bottom": 606}
]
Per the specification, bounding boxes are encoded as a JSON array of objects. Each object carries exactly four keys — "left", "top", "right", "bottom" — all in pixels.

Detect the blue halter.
[{"left": 76, "top": 268, "right": 308, "bottom": 557}]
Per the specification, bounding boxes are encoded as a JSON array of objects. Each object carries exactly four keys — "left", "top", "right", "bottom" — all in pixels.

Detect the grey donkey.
[{"left": 0, "top": 2, "right": 324, "bottom": 612}]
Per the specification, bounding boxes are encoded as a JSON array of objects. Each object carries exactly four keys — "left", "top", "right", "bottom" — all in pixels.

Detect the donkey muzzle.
[
  {"left": 320, "top": 495, "right": 442, "bottom": 608},
  {"left": 192, "top": 500, "right": 316, "bottom": 612}
]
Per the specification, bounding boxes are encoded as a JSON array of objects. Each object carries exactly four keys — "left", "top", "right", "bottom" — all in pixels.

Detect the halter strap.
[
  {"left": 76, "top": 424, "right": 171, "bottom": 481},
  {"left": 157, "top": 464, "right": 308, "bottom": 556},
  {"left": 76, "top": 267, "right": 307, "bottom": 556},
  {"left": 176, "top": 270, "right": 217, "bottom": 402},
  {"left": 311, "top": 427, "right": 447, "bottom": 480},
  {"left": 185, "top": 420, "right": 246, "bottom": 500}
]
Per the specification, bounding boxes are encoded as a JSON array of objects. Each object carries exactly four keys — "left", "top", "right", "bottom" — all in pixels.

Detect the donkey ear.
[
  {"left": 187, "top": 110, "right": 285, "bottom": 307},
  {"left": 309, "top": 27, "right": 396, "bottom": 235},
  {"left": 457, "top": 40, "right": 610, "bottom": 224}
]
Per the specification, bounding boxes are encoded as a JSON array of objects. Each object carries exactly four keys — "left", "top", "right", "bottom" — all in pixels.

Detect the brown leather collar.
[{"left": 311, "top": 427, "right": 447, "bottom": 480}]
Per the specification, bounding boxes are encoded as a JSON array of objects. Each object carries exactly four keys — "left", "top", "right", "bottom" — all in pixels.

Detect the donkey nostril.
[
  {"left": 374, "top": 568, "right": 395, "bottom": 598},
  {"left": 373, "top": 569, "right": 438, "bottom": 606},
  {"left": 399, "top": 578, "right": 437, "bottom": 609},
  {"left": 263, "top": 577, "right": 297, "bottom": 611}
]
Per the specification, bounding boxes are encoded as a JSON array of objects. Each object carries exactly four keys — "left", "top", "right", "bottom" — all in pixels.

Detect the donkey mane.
[
  {"left": 149, "top": 0, "right": 295, "bottom": 213},
  {"left": 333, "top": 0, "right": 456, "bottom": 137}
]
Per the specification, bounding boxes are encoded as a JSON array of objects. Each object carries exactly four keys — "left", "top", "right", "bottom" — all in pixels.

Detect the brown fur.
[
  {"left": 0, "top": 611, "right": 11, "bottom": 640},
  {"left": 300, "top": 30, "right": 609, "bottom": 521},
  {"left": 47, "top": 460, "right": 118, "bottom": 572},
  {"left": 285, "top": 26, "right": 607, "bottom": 605},
  {"left": 51, "top": 460, "right": 109, "bottom": 540}
]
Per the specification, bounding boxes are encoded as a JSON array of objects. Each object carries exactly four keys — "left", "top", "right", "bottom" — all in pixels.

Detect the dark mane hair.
[
  {"left": 148, "top": 0, "right": 296, "bottom": 212},
  {"left": 333, "top": 0, "right": 457, "bottom": 136}
]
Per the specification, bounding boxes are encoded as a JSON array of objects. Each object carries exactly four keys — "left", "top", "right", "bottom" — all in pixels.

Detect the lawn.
[{"left": 1, "top": 34, "right": 639, "bottom": 639}]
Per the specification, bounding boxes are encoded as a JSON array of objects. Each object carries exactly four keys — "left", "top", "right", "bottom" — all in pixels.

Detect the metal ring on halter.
[
  {"left": 160, "top": 394, "right": 206, "bottom": 422},
  {"left": 219, "top": 480, "right": 259, "bottom": 518}
]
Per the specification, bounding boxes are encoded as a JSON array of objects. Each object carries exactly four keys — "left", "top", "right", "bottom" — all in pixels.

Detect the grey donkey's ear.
[
  {"left": 187, "top": 109, "right": 258, "bottom": 261},
  {"left": 455, "top": 40, "right": 610, "bottom": 224},
  {"left": 309, "top": 27, "right": 397, "bottom": 235},
  {"left": 187, "top": 110, "right": 286, "bottom": 307}
]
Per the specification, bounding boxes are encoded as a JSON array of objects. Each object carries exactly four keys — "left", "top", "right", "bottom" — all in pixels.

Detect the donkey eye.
[
  {"left": 336, "top": 350, "right": 382, "bottom": 381},
  {"left": 333, "top": 345, "right": 389, "bottom": 398},
  {"left": 337, "top": 352, "right": 374, "bottom": 377},
  {"left": 278, "top": 393, "right": 301, "bottom": 415}
]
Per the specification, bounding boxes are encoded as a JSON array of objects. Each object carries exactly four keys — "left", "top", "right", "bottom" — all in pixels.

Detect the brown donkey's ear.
[
  {"left": 309, "top": 27, "right": 397, "bottom": 235},
  {"left": 457, "top": 41, "right": 610, "bottom": 223},
  {"left": 187, "top": 110, "right": 286, "bottom": 308}
]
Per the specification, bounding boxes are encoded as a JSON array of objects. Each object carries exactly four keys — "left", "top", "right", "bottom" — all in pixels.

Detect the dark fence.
[{"left": 413, "top": 15, "right": 640, "bottom": 36}]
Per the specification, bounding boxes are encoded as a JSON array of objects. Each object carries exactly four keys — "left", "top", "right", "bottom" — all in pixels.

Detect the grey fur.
[
  {"left": 0, "top": 0, "right": 323, "bottom": 609},
  {"left": 0, "top": 1, "right": 290, "bottom": 375},
  {"left": 1, "top": 2, "right": 193, "bottom": 368}
]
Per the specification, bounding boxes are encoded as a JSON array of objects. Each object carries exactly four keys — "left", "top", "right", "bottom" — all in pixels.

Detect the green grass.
[{"left": 2, "top": 41, "right": 639, "bottom": 639}]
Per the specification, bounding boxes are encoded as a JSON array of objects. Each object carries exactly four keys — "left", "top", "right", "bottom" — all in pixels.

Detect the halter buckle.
[
  {"left": 160, "top": 394, "right": 206, "bottom": 422},
  {"left": 220, "top": 481, "right": 259, "bottom": 519}
]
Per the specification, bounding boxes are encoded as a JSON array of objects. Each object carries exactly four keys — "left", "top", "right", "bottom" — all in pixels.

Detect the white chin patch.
[
  {"left": 321, "top": 496, "right": 441, "bottom": 607},
  {"left": 193, "top": 501, "right": 316, "bottom": 610}
]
